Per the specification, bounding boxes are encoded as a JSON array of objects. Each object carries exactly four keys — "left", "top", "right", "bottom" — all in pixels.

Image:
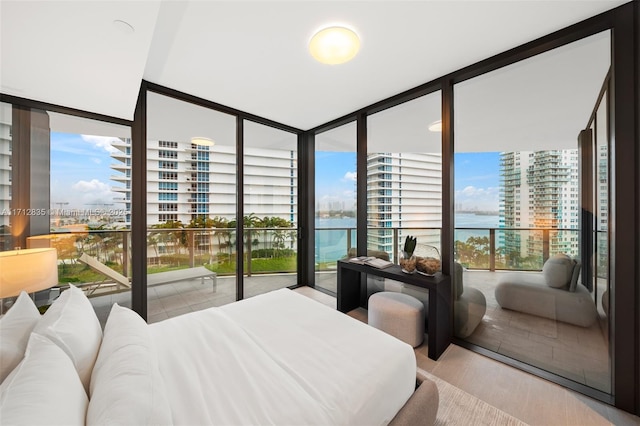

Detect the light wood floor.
[{"left": 293, "top": 286, "right": 640, "bottom": 426}]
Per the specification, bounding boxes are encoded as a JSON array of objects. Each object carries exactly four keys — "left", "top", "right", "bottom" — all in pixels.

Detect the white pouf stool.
[{"left": 368, "top": 292, "right": 425, "bottom": 347}]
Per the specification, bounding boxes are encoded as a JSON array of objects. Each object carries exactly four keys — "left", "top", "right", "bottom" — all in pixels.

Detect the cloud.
[
  {"left": 73, "top": 179, "right": 111, "bottom": 193},
  {"left": 91, "top": 158, "right": 102, "bottom": 164},
  {"left": 455, "top": 186, "right": 500, "bottom": 211},
  {"left": 81, "top": 135, "right": 120, "bottom": 154},
  {"left": 343, "top": 171, "right": 357, "bottom": 181},
  {"left": 70, "top": 179, "right": 120, "bottom": 208}
]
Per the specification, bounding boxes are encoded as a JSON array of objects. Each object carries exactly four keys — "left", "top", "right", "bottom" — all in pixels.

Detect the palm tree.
[{"left": 209, "top": 216, "right": 230, "bottom": 263}]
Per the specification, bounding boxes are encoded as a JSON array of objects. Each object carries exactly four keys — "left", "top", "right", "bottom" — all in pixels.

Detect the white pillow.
[
  {"left": 542, "top": 253, "right": 574, "bottom": 289},
  {"left": 88, "top": 303, "right": 173, "bottom": 425},
  {"left": 33, "top": 284, "right": 102, "bottom": 394},
  {"left": 0, "top": 333, "right": 88, "bottom": 425},
  {"left": 0, "top": 291, "right": 41, "bottom": 383}
]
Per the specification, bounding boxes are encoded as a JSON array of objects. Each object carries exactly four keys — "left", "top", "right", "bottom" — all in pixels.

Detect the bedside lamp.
[{"left": 0, "top": 248, "right": 59, "bottom": 299}]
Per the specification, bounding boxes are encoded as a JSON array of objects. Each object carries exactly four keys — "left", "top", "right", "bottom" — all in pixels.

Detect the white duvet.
[{"left": 149, "top": 289, "right": 416, "bottom": 425}]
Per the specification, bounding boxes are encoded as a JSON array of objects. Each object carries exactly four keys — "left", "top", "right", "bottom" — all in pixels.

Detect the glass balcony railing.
[
  {"left": 315, "top": 226, "right": 584, "bottom": 273},
  {"left": 4, "top": 225, "right": 597, "bottom": 297}
]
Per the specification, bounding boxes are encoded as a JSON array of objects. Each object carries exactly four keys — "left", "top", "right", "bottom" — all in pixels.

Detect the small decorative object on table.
[
  {"left": 415, "top": 245, "right": 441, "bottom": 276},
  {"left": 399, "top": 236, "right": 417, "bottom": 274}
]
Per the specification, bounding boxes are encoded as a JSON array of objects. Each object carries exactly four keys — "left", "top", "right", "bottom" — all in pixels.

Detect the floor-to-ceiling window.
[
  {"left": 367, "top": 92, "right": 442, "bottom": 261},
  {"left": 0, "top": 103, "right": 133, "bottom": 325},
  {"left": 243, "top": 120, "right": 298, "bottom": 297},
  {"left": 314, "top": 121, "right": 357, "bottom": 293},
  {"left": 47, "top": 112, "right": 133, "bottom": 326},
  {"left": 365, "top": 93, "right": 442, "bottom": 300},
  {"left": 146, "top": 92, "right": 237, "bottom": 322},
  {"left": 453, "top": 31, "right": 612, "bottom": 394}
]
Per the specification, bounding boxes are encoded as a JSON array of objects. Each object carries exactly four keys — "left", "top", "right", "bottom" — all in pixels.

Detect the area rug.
[{"left": 418, "top": 368, "right": 528, "bottom": 426}]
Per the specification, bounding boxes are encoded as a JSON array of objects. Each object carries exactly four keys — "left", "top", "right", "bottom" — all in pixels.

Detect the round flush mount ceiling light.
[
  {"left": 191, "top": 137, "right": 215, "bottom": 146},
  {"left": 309, "top": 25, "right": 360, "bottom": 65},
  {"left": 428, "top": 120, "right": 442, "bottom": 133}
]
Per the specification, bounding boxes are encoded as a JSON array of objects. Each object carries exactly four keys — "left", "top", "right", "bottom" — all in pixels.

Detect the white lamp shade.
[{"left": 0, "top": 248, "right": 59, "bottom": 298}]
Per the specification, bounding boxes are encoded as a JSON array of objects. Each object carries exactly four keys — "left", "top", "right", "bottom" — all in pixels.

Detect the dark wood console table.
[{"left": 337, "top": 260, "right": 452, "bottom": 360}]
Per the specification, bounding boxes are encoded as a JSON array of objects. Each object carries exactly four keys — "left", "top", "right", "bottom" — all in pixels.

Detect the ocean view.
[
  {"left": 315, "top": 213, "right": 501, "bottom": 263},
  {"left": 455, "top": 213, "right": 500, "bottom": 242}
]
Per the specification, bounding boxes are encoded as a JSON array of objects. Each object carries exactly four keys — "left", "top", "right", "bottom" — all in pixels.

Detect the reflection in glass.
[
  {"left": 38, "top": 111, "right": 133, "bottom": 326},
  {"left": 364, "top": 93, "right": 443, "bottom": 305},
  {"left": 243, "top": 120, "right": 298, "bottom": 297},
  {"left": 594, "top": 88, "right": 610, "bottom": 378},
  {"left": 453, "top": 31, "right": 611, "bottom": 393},
  {"left": 367, "top": 92, "right": 442, "bottom": 262},
  {"left": 315, "top": 122, "right": 357, "bottom": 293},
  {"left": 146, "top": 92, "right": 236, "bottom": 322}
]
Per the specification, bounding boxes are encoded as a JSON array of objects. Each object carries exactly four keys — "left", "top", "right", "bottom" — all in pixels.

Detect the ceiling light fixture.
[
  {"left": 309, "top": 25, "right": 360, "bottom": 65},
  {"left": 191, "top": 137, "right": 215, "bottom": 146},
  {"left": 428, "top": 120, "right": 442, "bottom": 132}
]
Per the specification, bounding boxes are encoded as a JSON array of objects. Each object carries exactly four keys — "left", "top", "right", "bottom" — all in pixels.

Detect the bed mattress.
[{"left": 149, "top": 288, "right": 416, "bottom": 425}]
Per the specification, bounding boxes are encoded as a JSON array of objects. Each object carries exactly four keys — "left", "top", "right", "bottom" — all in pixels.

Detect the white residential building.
[
  {"left": 111, "top": 139, "right": 297, "bottom": 227},
  {"left": 499, "top": 150, "right": 579, "bottom": 262},
  {"left": 0, "top": 121, "right": 10, "bottom": 232},
  {"left": 367, "top": 152, "right": 442, "bottom": 258}
]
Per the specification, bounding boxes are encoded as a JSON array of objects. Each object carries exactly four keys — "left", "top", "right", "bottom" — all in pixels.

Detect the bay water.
[{"left": 315, "top": 213, "right": 500, "bottom": 263}]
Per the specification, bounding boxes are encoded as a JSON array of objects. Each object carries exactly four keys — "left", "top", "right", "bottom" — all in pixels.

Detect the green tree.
[{"left": 455, "top": 236, "right": 490, "bottom": 268}]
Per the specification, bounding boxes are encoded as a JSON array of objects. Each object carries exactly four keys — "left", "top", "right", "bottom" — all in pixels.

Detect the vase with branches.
[{"left": 399, "top": 235, "right": 417, "bottom": 273}]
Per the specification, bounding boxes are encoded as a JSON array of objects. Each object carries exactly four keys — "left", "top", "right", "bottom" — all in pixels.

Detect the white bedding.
[{"left": 150, "top": 288, "right": 416, "bottom": 425}]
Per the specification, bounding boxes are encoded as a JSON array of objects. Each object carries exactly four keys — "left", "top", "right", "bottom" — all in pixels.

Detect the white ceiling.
[
  {"left": 314, "top": 30, "right": 610, "bottom": 153},
  {"left": 147, "top": 91, "right": 297, "bottom": 149},
  {"left": 0, "top": 0, "right": 627, "bottom": 132}
]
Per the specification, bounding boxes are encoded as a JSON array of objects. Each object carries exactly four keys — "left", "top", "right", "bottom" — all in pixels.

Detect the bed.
[{"left": 0, "top": 285, "right": 438, "bottom": 425}]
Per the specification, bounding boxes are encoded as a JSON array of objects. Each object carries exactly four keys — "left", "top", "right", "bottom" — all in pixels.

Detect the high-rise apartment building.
[
  {"left": 0, "top": 121, "right": 10, "bottom": 229},
  {"left": 111, "top": 139, "right": 297, "bottom": 227},
  {"left": 110, "top": 138, "right": 132, "bottom": 224},
  {"left": 499, "top": 150, "right": 579, "bottom": 262},
  {"left": 367, "top": 152, "right": 442, "bottom": 257},
  {"left": 596, "top": 143, "right": 609, "bottom": 276}
]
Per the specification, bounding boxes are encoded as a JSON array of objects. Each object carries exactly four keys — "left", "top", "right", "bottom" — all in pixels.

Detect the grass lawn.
[{"left": 58, "top": 255, "right": 299, "bottom": 284}]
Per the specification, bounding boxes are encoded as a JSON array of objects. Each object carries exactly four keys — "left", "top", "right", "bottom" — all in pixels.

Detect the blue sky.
[
  {"left": 50, "top": 132, "right": 122, "bottom": 209},
  {"left": 315, "top": 151, "right": 357, "bottom": 210},
  {"left": 454, "top": 152, "right": 500, "bottom": 211},
  {"left": 315, "top": 151, "right": 501, "bottom": 212}
]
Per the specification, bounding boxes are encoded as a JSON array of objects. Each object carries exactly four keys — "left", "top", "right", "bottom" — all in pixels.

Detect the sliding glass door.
[
  {"left": 146, "top": 92, "right": 237, "bottom": 322},
  {"left": 453, "top": 31, "right": 612, "bottom": 393},
  {"left": 314, "top": 122, "right": 357, "bottom": 293},
  {"left": 243, "top": 120, "right": 298, "bottom": 297}
]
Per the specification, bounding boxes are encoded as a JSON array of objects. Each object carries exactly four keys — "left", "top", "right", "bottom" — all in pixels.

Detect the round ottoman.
[{"left": 368, "top": 292, "right": 425, "bottom": 347}]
